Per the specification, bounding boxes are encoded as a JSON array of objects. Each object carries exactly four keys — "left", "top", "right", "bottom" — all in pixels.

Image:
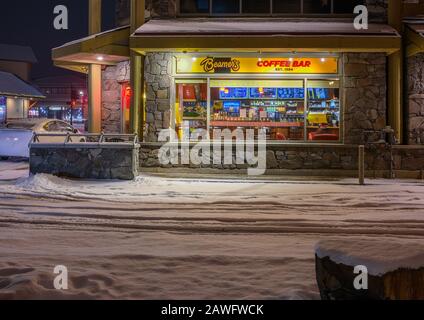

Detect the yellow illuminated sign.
[{"left": 177, "top": 57, "right": 338, "bottom": 74}]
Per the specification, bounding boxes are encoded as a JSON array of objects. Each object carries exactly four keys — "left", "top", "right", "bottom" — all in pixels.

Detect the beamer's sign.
[{"left": 177, "top": 56, "right": 338, "bottom": 74}]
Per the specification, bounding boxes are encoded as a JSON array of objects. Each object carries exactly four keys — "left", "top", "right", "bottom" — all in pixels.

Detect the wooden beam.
[
  {"left": 388, "top": 0, "right": 403, "bottom": 32},
  {"left": 131, "top": 0, "right": 145, "bottom": 33},
  {"left": 388, "top": 50, "right": 403, "bottom": 143},
  {"left": 89, "top": 0, "right": 102, "bottom": 35},
  {"left": 405, "top": 27, "right": 424, "bottom": 57},
  {"left": 406, "top": 43, "right": 422, "bottom": 58},
  {"left": 130, "top": 35, "right": 401, "bottom": 54},
  {"left": 52, "top": 27, "right": 131, "bottom": 63},
  {"left": 130, "top": 52, "right": 145, "bottom": 139}
]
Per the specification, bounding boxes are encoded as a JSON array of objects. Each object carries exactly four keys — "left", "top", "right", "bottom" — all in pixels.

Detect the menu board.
[
  {"left": 219, "top": 88, "right": 248, "bottom": 99},
  {"left": 308, "top": 88, "right": 329, "bottom": 100},
  {"left": 277, "top": 88, "right": 305, "bottom": 99},
  {"left": 223, "top": 101, "right": 241, "bottom": 113},
  {"left": 249, "top": 88, "right": 277, "bottom": 99}
]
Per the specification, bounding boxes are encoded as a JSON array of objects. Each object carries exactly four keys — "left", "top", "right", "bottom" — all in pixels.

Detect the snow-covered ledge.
[{"left": 315, "top": 240, "right": 424, "bottom": 300}]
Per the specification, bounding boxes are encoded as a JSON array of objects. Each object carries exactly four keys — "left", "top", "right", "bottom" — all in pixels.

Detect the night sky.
[{"left": 0, "top": 0, "right": 116, "bottom": 79}]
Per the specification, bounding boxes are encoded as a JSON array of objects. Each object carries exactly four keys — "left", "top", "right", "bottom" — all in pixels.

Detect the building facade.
[
  {"left": 52, "top": 0, "right": 424, "bottom": 177},
  {"left": 31, "top": 75, "right": 88, "bottom": 132},
  {"left": 0, "top": 44, "right": 44, "bottom": 123}
]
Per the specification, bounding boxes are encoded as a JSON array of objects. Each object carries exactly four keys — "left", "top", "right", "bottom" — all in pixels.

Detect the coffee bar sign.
[{"left": 176, "top": 56, "right": 338, "bottom": 74}]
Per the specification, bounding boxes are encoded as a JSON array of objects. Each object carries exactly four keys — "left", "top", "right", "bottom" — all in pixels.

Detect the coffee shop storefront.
[
  {"left": 172, "top": 55, "right": 341, "bottom": 143},
  {"left": 129, "top": 19, "right": 415, "bottom": 174}
]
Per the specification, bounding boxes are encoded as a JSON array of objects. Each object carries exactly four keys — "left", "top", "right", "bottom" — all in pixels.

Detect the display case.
[
  {"left": 210, "top": 79, "right": 305, "bottom": 141},
  {"left": 306, "top": 80, "right": 340, "bottom": 141}
]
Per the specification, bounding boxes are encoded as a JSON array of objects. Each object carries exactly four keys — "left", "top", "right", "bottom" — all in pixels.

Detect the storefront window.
[
  {"left": 306, "top": 80, "right": 340, "bottom": 141},
  {"left": 174, "top": 56, "right": 341, "bottom": 143},
  {"left": 242, "top": 0, "right": 270, "bottom": 14},
  {"left": 180, "top": 0, "right": 210, "bottom": 14},
  {"left": 210, "top": 80, "right": 305, "bottom": 141},
  {"left": 212, "top": 0, "right": 240, "bottom": 14},
  {"left": 175, "top": 80, "right": 208, "bottom": 140},
  {"left": 180, "top": 0, "right": 363, "bottom": 15},
  {"left": 333, "top": 0, "right": 364, "bottom": 13},
  {"left": 121, "top": 83, "right": 131, "bottom": 133},
  {"left": 303, "top": 0, "right": 331, "bottom": 14},
  {"left": 0, "top": 96, "right": 6, "bottom": 124},
  {"left": 273, "top": 0, "right": 301, "bottom": 14}
]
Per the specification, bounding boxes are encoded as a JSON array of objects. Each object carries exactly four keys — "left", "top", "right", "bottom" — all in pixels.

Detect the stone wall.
[
  {"left": 343, "top": 53, "right": 387, "bottom": 145},
  {"left": 115, "top": 0, "right": 130, "bottom": 26},
  {"left": 139, "top": 143, "right": 424, "bottom": 175},
  {"left": 407, "top": 53, "right": 424, "bottom": 145},
  {"left": 366, "top": 0, "right": 388, "bottom": 23},
  {"left": 102, "top": 61, "right": 131, "bottom": 133},
  {"left": 30, "top": 145, "right": 140, "bottom": 180},
  {"left": 147, "top": 0, "right": 177, "bottom": 18},
  {"left": 144, "top": 53, "right": 173, "bottom": 142}
]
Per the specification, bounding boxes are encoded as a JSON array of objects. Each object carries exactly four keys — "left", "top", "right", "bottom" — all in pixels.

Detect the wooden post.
[
  {"left": 130, "top": 53, "right": 145, "bottom": 139},
  {"left": 130, "top": 0, "right": 146, "bottom": 139},
  {"left": 131, "top": 0, "right": 145, "bottom": 33},
  {"left": 88, "top": 0, "right": 102, "bottom": 35},
  {"left": 359, "top": 145, "right": 365, "bottom": 185},
  {"left": 388, "top": 0, "right": 403, "bottom": 144},
  {"left": 88, "top": 64, "right": 102, "bottom": 133}
]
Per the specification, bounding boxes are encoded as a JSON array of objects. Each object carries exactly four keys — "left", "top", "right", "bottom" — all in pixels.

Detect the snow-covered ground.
[{"left": 0, "top": 161, "right": 423, "bottom": 299}]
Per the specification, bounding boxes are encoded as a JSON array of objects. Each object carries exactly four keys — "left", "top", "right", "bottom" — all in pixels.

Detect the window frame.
[
  {"left": 171, "top": 54, "right": 343, "bottom": 144},
  {"left": 178, "top": 0, "right": 362, "bottom": 17}
]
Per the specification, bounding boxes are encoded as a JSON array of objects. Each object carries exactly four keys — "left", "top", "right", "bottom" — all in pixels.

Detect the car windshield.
[{"left": 5, "top": 122, "right": 36, "bottom": 130}]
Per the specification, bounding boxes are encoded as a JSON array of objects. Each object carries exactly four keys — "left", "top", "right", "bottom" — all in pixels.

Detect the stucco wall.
[{"left": 407, "top": 53, "right": 424, "bottom": 145}]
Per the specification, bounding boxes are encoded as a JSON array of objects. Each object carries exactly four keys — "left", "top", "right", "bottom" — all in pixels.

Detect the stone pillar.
[
  {"left": 343, "top": 53, "right": 387, "bottom": 144},
  {"left": 144, "top": 53, "right": 172, "bottom": 142},
  {"left": 407, "top": 53, "right": 424, "bottom": 144},
  {"left": 102, "top": 66, "right": 121, "bottom": 133},
  {"left": 88, "top": 64, "right": 102, "bottom": 133}
]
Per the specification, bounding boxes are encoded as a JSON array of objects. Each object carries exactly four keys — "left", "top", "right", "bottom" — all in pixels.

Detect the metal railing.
[{"left": 30, "top": 132, "right": 140, "bottom": 147}]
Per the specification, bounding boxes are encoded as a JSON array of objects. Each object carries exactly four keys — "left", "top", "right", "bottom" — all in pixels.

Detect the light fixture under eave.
[
  {"left": 192, "top": 57, "right": 197, "bottom": 62},
  {"left": 320, "top": 58, "right": 326, "bottom": 62},
  {"left": 96, "top": 56, "right": 104, "bottom": 61}
]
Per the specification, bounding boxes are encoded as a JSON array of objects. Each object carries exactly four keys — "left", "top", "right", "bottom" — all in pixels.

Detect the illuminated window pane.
[
  {"left": 273, "top": 0, "right": 301, "bottom": 13},
  {"left": 303, "top": 0, "right": 331, "bottom": 14},
  {"left": 333, "top": 0, "right": 364, "bottom": 13},
  {"left": 242, "top": 0, "right": 270, "bottom": 14},
  {"left": 180, "top": 0, "right": 210, "bottom": 14},
  {"left": 212, "top": 0, "right": 240, "bottom": 14}
]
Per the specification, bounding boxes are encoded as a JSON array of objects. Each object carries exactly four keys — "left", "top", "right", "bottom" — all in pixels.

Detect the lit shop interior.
[{"left": 175, "top": 79, "right": 340, "bottom": 141}]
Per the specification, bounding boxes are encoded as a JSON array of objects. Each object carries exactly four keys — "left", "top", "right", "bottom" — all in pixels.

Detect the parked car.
[{"left": 0, "top": 119, "right": 84, "bottom": 159}]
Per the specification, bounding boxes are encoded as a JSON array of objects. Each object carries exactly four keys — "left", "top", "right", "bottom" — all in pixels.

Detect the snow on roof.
[
  {"left": 315, "top": 239, "right": 424, "bottom": 276},
  {"left": 0, "top": 71, "right": 45, "bottom": 98},
  {"left": 0, "top": 44, "right": 37, "bottom": 63},
  {"left": 134, "top": 18, "right": 400, "bottom": 37},
  {"left": 53, "top": 25, "right": 130, "bottom": 50}
]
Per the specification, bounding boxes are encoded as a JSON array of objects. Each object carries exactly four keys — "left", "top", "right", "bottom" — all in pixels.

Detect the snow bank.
[{"left": 315, "top": 239, "right": 424, "bottom": 276}]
